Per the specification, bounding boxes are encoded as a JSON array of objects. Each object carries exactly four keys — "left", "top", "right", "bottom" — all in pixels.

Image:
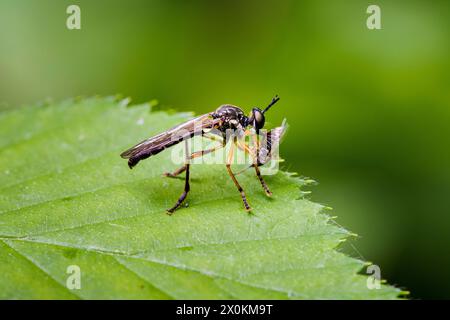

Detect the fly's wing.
[
  {"left": 120, "top": 113, "right": 219, "bottom": 168},
  {"left": 257, "top": 119, "right": 288, "bottom": 165},
  {"left": 235, "top": 120, "right": 288, "bottom": 175}
]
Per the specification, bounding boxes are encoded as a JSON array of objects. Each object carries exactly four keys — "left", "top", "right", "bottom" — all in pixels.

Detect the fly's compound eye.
[{"left": 250, "top": 108, "right": 265, "bottom": 130}]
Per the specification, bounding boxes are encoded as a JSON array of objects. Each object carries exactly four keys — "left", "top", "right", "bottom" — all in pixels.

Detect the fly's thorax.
[{"left": 212, "top": 104, "right": 249, "bottom": 132}]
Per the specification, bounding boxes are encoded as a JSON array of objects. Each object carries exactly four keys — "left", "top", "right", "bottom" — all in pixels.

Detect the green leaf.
[{"left": 0, "top": 97, "right": 403, "bottom": 299}]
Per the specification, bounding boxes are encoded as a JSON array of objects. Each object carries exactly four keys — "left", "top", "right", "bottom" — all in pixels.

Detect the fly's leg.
[
  {"left": 226, "top": 165, "right": 251, "bottom": 211},
  {"left": 163, "top": 133, "right": 224, "bottom": 178},
  {"left": 167, "top": 140, "right": 191, "bottom": 214},
  {"left": 166, "top": 138, "right": 225, "bottom": 214},
  {"left": 203, "top": 133, "right": 224, "bottom": 144},
  {"left": 190, "top": 144, "right": 223, "bottom": 159},
  {"left": 166, "top": 164, "right": 190, "bottom": 214},
  {"left": 163, "top": 165, "right": 187, "bottom": 178},
  {"left": 226, "top": 140, "right": 251, "bottom": 212},
  {"left": 236, "top": 138, "right": 272, "bottom": 197},
  {"left": 163, "top": 146, "right": 223, "bottom": 178},
  {"left": 251, "top": 133, "right": 272, "bottom": 197},
  {"left": 253, "top": 163, "right": 272, "bottom": 196}
]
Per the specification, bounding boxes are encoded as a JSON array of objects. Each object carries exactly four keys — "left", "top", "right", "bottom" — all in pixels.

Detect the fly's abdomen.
[{"left": 127, "top": 131, "right": 196, "bottom": 168}]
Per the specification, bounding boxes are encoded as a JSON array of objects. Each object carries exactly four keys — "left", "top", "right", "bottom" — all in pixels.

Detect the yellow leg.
[
  {"left": 226, "top": 140, "right": 252, "bottom": 211},
  {"left": 235, "top": 138, "right": 272, "bottom": 197},
  {"left": 163, "top": 137, "right": 224, "bottom": 178}
]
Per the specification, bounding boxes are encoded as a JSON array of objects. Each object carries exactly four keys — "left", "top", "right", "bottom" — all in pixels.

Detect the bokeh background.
[{"left": 1, "top": 0, "right": 449, "bottom": 299}]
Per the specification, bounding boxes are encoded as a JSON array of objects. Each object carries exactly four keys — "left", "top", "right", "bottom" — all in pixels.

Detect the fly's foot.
[
  {"left": 163, "top": 165, "right": 187, "bottom": 179},
  {"left": 241, "top": 192, "right": 252, "bottom": 212},
  {"left": 163, "top": 172, "right": 176, "bottom": 178},
  {"left": 163, "top": 172, "right": 186, "bottom": 180}
]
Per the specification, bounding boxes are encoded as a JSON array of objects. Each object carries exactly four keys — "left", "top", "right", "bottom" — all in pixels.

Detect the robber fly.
[{"left": 120, "top": 95, "right": 286, "bottom": 214}]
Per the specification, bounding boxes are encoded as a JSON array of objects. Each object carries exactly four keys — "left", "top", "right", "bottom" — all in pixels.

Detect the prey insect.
[{"left": 120, "top": 95, "right": 286, "bottom": 214}]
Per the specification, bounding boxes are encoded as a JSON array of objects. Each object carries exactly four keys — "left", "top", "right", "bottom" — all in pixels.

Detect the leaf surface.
[{"left": 0, "top": 97, "right": 402, "bottom": 299}]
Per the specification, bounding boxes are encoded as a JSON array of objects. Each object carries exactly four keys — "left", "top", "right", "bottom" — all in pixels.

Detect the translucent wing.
[
  {"left": 236, "top": 120, "right": 288, "bottom": 175},
  {"left": 120, "top": 113, "right": 219, "bottom": 168},
  {"left": 257, "top": 119, "right": 288, "bottom": 165}
]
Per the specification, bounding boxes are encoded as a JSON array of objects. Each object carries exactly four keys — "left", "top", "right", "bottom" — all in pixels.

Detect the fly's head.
[
  {"left": 212, "top": 96, "right": 280, "bottom": 135},
  {"left": 247, "top": 95, "right": 280, "bottom": 133}
]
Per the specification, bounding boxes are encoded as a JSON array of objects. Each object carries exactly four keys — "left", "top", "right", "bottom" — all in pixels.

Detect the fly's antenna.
[{"left": 262, "top": 95, "right": 280, "bottom": 114}]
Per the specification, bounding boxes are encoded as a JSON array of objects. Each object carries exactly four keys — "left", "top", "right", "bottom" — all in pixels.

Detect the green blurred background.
[{"left": 1, "top": 0, "right": 449, "bottom": 299}]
